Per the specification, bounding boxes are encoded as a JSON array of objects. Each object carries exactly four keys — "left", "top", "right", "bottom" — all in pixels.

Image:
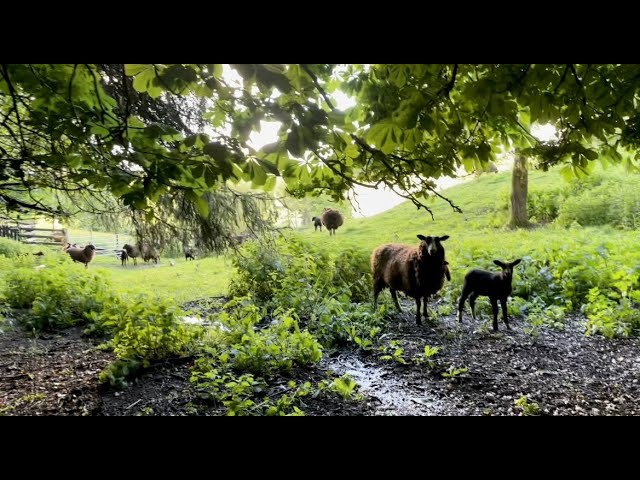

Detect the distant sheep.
[
  {"left": 371, "top": 234, "right": 450, "bottom": 326},
  {"left": 312, "top": 216, "right": 323, "bottom": 232},
  {"left": 66, "top": 244, "right": 96, "bottom": 269},
  {"left": 142, "top": 245, "right": 160, "bottom": 264},
  {"left": 122, "top": 244, "right": 141, "bottom": 266},
  {"left": 321, "top": 208, "right": 344, "bottom": 236},
  {"left": 185, "top": 248, "right": 196, "bottom": 261},
  {"left": 458, "top": 259, "right": 522, "bottom": 331},
  {"left": 119, "top": 249, "right": 128, "bottom": 267},
  {"left": 230, "top": 232, "right": 257, "bottom": 246}
]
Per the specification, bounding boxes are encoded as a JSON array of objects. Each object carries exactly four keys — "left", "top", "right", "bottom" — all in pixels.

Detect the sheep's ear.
[
  {"left": 494, "top": 260, "right": 506, "bottom": 268},
  {"left": 439, "top": 235, "right": 450, "bottom": 242},
  {"left": 417, "top": 234, "right": 427, "bottom": 241},
  {"left": 510, "top": 259, "right": 522, "bottom": 267}
]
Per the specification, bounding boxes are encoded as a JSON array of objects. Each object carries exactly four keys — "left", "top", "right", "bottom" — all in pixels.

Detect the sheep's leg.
[
  {"left": 390, "top": 289, "right": 402, "bottom": 312},
  {"left": 458, "top": 288, "right": 471, "bottom": 323},
  {"left": 490, "top": 297, "right": 499, "bottom": 331},
  {"left": 469, "top": 293, "right": 479, "bottom": 319},
  {"left": 372, "top": 279, "right": 383, "bottom": 311},
  {"left": 415, "top": 296, "right": 422, "bottom": 326},
  {"left": 422, "top": 295, "right": 430, "bottom": 324},
  {"left": 500, "top": 297, "right": 510, "bottom": 330}
]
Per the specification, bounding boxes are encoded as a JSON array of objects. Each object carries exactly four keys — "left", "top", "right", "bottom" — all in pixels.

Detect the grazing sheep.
[
  {"left": 122, "top": 244, "right": 141, "bottom": 266},
  {"left": 371, "top": 234, "right": 450, "bottom": 326},
  {"left": 230, "top": 232, "right": 257, "bottom": 246},
  {"left": 142, "top": 245, "right": 160, "bottom": 264},
  {"left": 321, "top": 208, "right": 344, "bottom": 236},
  {"left": 66, "top": 244, "right": 96, "bottom": 269},
  {"left": 32, "top": 251, "right": 44, "bottom": 256},
  {"left": 312, "top": 216, "right": 323, "bottom": 232},
  {"left": 458, "top": 259, "right": 522, "bottom": 331},
  {"left": 185, "top": 248, "right": 196, "bottom": 261}
]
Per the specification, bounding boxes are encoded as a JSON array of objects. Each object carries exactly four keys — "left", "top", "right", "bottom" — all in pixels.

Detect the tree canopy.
[{"left": 2, "top": 64, "right": 640, "bottom": 232}]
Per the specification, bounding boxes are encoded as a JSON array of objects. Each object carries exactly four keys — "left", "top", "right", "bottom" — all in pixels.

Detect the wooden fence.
[
  {"left": 0, "top": 223, "right": 133, "bottom": 258},
  {"left": 0, "top": 223, "right": 67, "bottom": 246}
]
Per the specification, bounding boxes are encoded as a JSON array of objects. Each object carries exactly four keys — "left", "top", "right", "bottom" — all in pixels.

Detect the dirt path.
[
  {"left": 2, "top": 311, "right": 639, "bottom": 415},
  {"left": 326, "top": 312, "right": 640, "bottom": 415}
]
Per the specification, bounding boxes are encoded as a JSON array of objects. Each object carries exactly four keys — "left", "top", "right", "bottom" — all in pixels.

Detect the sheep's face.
[
  {"left": 86, "top": 244, "right": 96, "bottom": 251},
  {"left": 493, "top": 259, "right": 522, "bottom": 279},
  {"left": 417, "top": 234, "right": 449, "bottom": 258}
]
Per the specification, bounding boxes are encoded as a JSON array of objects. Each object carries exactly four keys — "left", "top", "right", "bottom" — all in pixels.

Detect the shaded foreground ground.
[{"left": 2, "top": 308, "right": 639, "bottom": 416}]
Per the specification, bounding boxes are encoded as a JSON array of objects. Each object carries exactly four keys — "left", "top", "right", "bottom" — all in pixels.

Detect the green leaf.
[
  {"left": 263, "top": 175, "right": 277, "bottom": 191},
  {"left": 203, "top": 142, "right": 227, "bottom": 161},
  {"left": 584, "top": 149, "right": 598, "bottom": 161},
  {"left": 559, "top": 165, "right": 574, "bottom": 181},
  {"left": 286, "top": 127, "right": 305, "bottom": 157},
  {"left": 365, "top": 121, "right": 402, "bottom": 154},
  {"left": 204, "top": 167, "right": 217, "bottom": 187},
  {"left": 190, "top": 192, "right": 210, "bottom": 217},
  {"left": 124, "top": 64, "right": 151, "bottom": 76},
  {"left": 256, "top": 158, "right": 280, "bottom": 176},
  {"left": 250, "top": 162, "right": 267, "bottom": 186}
]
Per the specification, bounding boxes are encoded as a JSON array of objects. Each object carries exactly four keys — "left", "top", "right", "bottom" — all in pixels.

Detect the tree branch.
[{"left": 300, "top": 64, "right": 335, "bottom": 111}]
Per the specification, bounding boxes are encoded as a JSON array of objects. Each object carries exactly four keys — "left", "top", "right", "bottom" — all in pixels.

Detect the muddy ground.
[{"left": 2, "top": 302, "right": 639, "bottom": 416}]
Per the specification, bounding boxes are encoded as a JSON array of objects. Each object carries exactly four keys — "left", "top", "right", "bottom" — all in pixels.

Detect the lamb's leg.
[
  {"left": 490, "top": 297, "right": 499, "bottom": 331},
  {"left": 500, "top": 297, "right": 510, "bottom": 330},
  {"left": 415, "top": 296, "right": 422, "bottom": 326},
  {"left": 469, "top": 293, "right": 479, "bottom": 319},
  {"left": 458, "top": 288, "right": 471, "bottom": 323},
  {"left": 390, "top": 289, "right": 402, "bottom": 312}
]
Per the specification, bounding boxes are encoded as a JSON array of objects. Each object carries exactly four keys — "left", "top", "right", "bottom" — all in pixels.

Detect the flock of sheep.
[
  {"left": 59, "top": 206, "right": 521, "bottom": 332},
  {"left": 311, "top": 209, "right": 522, "bottom": 331},
  {"left": 371, "top": 234, "right": 522, "bottom": 332}
]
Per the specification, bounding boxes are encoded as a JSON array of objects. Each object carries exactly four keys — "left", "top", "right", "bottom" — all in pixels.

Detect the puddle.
[
  {"left": 180, "top": 316, "right": 229, "bottom": 332},
  {"left": 324, "top": 352, "right": 445, "bottom": 416}
]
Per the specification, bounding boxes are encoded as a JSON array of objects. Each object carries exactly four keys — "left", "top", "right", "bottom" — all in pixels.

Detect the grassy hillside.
[{"left": 3, "top": 163, "right": 640, "bottom": 337}]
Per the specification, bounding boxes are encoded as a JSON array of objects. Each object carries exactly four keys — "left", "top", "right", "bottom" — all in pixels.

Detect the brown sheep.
[
  {"left": 371, "top": 234, "right": 450, "bottom": 326},
  {"left": 142, "top": 245, "right": 160, "bottom": 264},
  {"left": 321, "top": 208, "right": 344, "bottom": 236},
  {"left": 230, "top": 232, "right": 257, "bottom": 246},
  {"left": 66, "top": 244, "right": 96, "bottom": 269}
]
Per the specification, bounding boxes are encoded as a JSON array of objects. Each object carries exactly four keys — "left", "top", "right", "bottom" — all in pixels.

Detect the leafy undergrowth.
[{"left": 4, "top": 301, "right": 639, "bottom": 416}]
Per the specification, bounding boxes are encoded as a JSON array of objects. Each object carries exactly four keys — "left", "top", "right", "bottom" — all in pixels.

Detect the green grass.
[
  {"left": 5, "top": 162, "right": 640, "bottom": 309},
  {"left": 85, "top": 254, "right": 233, "bottom": 302},
  {"left": 291, "top": 163, "right": 640, "bottom": 300},
  {"left": 293, "top": 166, "right": 559, "bottom": 249}
]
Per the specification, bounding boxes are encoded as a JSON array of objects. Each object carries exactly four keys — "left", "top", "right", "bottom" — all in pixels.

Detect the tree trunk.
[{"left": 509, "top": 154, "right": 530, "bottom": 228}]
